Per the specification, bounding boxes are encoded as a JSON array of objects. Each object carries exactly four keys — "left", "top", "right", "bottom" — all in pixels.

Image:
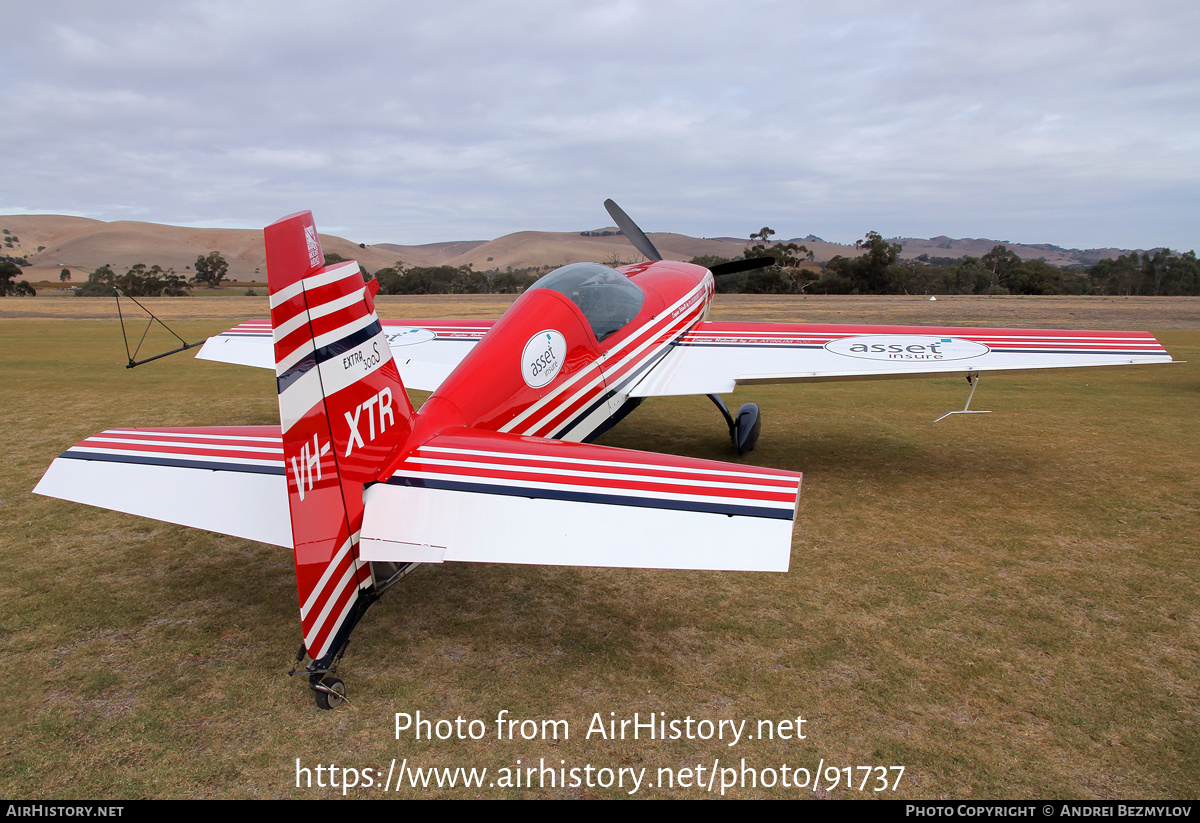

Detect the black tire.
[{"left": 314, "top": 677, "right": 346, "bottom": 710}]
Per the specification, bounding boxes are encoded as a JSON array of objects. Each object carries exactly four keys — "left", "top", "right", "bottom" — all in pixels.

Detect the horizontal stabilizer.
[
  {"left": 194, "top": 323, "right": 274, "bottom": 369},
  {"left": 196, "top": 319, "right": 494, "bottom": 392},
  {"left": 33, "top": 427, "right": 291, "bottom": 547},
  {"left": 361, "top": 428, "right": 801, "bottom": 572}
]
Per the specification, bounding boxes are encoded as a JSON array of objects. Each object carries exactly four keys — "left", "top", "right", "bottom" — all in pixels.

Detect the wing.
[
  {"left": 631, "top": 321, "right": 1175, "bottom": 396},
  {"left": 361, "top": 428, "right": 801, "bottom": 572},
  {"left": 196, "top": 319, "right": 494, "bottom": 392},
  {"left": 33, "top": 426, "right": 292, "bottom": 548}
]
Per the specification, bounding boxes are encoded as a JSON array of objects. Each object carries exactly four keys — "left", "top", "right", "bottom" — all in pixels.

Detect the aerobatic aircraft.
[{"left": 34, "top": 202, "right": 1174, "bottom": 708}]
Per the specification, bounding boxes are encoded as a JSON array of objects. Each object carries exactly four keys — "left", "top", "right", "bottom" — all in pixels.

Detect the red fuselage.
[{"left": 379, "top": 260, "right": 713, "bottom": 480}]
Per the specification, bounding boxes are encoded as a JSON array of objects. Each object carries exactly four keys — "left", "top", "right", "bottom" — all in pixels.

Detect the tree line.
[
  {"left": 370, "top": 261, "right": 539, "bottom": 295},
  {"left": 5, "top": 234, "right": 1197, "bottom": 298},
  {"left": 70, "top": 251, "right": 230, "bottom": 296},
  {"left": 705, "top": 230, "right": 1200, "bottom": 296},
  {"left": 366, "top": 231, "right": 1200, "bottom": 298}
]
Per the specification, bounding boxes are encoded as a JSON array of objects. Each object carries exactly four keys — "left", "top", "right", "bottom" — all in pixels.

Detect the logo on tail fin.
[{"left": 305, "top": 225, "right": 322, "bottom": 269}]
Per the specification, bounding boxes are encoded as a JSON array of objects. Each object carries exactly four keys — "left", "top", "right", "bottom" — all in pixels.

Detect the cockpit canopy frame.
[{"left": 529, "top": 262, "right": 646, "bottom": 343}]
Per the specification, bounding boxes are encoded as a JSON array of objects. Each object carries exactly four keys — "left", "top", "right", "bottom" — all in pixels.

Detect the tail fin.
[{"left": 266, "top": 211, "right": 414, "bottom": 664}]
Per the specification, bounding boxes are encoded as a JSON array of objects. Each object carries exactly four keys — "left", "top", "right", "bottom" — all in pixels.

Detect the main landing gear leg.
[{"left": 707, "top": 394, "right": 762, "bottom": 456}]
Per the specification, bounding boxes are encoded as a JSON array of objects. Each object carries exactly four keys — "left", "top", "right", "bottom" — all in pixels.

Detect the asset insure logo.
[
  {"left": 522, "top": 330, "right": 567, "bottom": 388},
  {"left": 825, "top": 335, "right": 990, "bottom": 362}
]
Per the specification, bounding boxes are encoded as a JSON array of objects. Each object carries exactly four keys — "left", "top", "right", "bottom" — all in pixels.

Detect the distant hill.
[
  {"left": 0, "top": 215, "right": 399, "bottom": 284},
  {"left": 892, "top": 236, "right": 1131, "bottom": 267},
  {"left": 1, "top": 214, "right": 1139, "bottom": 284}
]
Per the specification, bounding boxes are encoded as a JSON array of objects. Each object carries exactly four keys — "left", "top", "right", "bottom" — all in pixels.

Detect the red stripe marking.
[
  {"left": 409, "top": 447, "right": 799, "bottom": 487},
  {"left": 307, "top": 301, "right": 371, "bottom": 340},
  {"left": 301, "top": 552, "right": 359, "bottom": 657},
  {"left": 400, "top": 459, "right": 798, "bottom": 504},
  {"left": 418, "top": 431, "right": 802, "bottom": 480},
  {"left": 77, "top": 439, "right": 282, "bottom": 461},
  {"left": 307, "top": 584, "right": 359, "bottom": 661},
  {"left": 414, "top": 450, "right": 801, "bottom": 488}
]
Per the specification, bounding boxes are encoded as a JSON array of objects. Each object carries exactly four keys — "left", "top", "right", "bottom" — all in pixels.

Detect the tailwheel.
[
  {"left": 313, "top": 677, "right": 346, "bottom": 710},
  {"left": 291, "top": 591, "right": 379, "bottom": 710}
]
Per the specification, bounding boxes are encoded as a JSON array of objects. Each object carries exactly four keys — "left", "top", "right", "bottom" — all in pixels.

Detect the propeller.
[
  {"left": 604, "top": 199, "right": 776, "bottom": 277},
  {"left": 709, "top": 256, "right": 775, "bottom": 277},
  {"left": 604, "top": 199, "right": 662, "bottom": 262}
]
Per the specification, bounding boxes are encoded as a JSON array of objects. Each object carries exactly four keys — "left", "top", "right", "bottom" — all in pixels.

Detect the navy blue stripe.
[
  {"left": 581, "top": 397, "right": 643, "bottom": 444},
  {"left": 384, "top": 336, "right": 485, "bottom": 342},
  {"left": 314, "top": 319, "right": 382, "bottom": 364},
  {"left": 275, "top": 319, "right": 383, "bottom": 393},
  {"left": 417, "top": 336, "right": 485, "bottom": 341},
  {"left": 61, "top": 450, "right": 285, "bottom": 476},
  {"left": 277, "top": 351, "right": 317, "bottom": 393},
  {"left": 552, "top": 337, "right": 674, "bottom": 439},
  {"left": 383, "top": 475, "right": 794, "bottom": 521}
]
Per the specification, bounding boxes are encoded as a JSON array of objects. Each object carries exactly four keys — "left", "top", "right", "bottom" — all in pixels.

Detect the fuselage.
[{"left": 379, "top": 260, "right": 713, "bottom": 479}]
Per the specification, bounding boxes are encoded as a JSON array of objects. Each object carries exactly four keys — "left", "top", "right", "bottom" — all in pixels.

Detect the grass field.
[{"left": 1, "top": 294, "right": 1197, "bottom": 799}]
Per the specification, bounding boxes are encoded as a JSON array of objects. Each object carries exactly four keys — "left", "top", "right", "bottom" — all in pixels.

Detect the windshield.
[{"left": 530, "top": 262, "right": 645, "bottom": 343}]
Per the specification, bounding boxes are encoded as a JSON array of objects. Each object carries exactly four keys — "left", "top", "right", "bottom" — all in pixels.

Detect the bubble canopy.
[{"left": 529, "top": 262, "right": 646, "bottom": 343}]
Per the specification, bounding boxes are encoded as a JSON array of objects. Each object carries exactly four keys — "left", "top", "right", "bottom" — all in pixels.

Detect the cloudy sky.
[{"left": 4, "top": 1, "right": 1198, "bottom": 251}]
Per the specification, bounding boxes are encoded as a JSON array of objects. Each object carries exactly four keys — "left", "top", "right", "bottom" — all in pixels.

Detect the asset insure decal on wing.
[
  {"left": 825, "top": 335, "right": 990, "bottom": 362},
  {"left": 522, "top": 330, "right": 567, "bottom": 388}
]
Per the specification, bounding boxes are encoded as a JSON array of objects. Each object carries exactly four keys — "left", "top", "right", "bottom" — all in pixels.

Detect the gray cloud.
[{"left": 3, "top": 0, "right": 1197, "bottom": 250}]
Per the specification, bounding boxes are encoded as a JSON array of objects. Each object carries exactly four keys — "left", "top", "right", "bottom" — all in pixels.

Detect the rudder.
[{"left": 266, "top": 211, "right": 414, "bottom": 665}]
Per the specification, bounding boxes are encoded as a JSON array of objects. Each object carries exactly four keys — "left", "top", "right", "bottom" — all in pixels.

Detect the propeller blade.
[
  {"left": 603, "top": 199, "right": 662, "bottom": 262},
  {"left": 709, "top": 256, "right": 775, "bottom": 277}
]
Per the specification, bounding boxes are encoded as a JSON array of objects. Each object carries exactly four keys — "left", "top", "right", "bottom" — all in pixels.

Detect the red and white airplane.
[{"left": 34, "top": 203, "right": 1174, "bottom": 708}]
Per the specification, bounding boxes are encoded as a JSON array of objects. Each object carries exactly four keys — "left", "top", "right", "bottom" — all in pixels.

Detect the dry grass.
[
  {"left": 1, "top": 295, "right": 1196, "bottom": 799},
  {"left": 5, "top": 293, "right": 1199, "bottom": 329}
]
